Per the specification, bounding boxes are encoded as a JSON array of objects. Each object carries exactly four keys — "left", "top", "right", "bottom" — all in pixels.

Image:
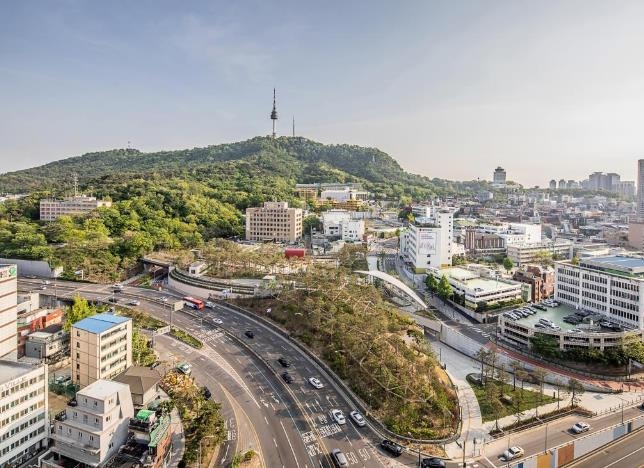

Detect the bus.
[{"left": 183, "top": 296, "right": 205, "bottom": 310}]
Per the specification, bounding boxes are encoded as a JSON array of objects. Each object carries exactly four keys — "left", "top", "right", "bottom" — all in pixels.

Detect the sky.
[{"left": 2, "top": 0, "right": 644, "bottom": 187}]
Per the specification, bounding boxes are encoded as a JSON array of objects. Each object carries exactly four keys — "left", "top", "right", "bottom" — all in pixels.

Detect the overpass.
[{"left": 355, "top": 270, "right": 426, "bottom": 309}]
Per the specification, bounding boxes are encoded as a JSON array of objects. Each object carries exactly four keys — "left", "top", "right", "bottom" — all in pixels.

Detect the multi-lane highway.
[
  {"left": 565, "top": 426, "right": 644, "bottom": 467},
  {"left": 21, "top": 278, "right": 428, "bottom": 468}
]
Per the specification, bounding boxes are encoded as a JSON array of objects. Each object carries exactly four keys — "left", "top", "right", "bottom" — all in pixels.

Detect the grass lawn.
[{"left": 469, "top": 377, "right": 558, "bottom": 422}]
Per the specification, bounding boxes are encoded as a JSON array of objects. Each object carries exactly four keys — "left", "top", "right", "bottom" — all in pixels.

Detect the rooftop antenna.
[
  {"left": 72, "top": 173, "right": 79, "bottom": 197},
  {"left": 292, "top": 116, "right": 295, "bottom": 137},
  {"left": 270, "top": 88, "right": 278, "bottom": 138}
]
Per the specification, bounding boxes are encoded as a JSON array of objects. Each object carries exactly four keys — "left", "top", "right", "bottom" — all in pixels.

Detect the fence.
[{"left": 49, "top": 381, "right": 79, "bottom": 398}]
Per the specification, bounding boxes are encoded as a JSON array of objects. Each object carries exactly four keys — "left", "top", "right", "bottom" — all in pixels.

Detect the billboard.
[{"left": 418, "top": 231, "right": 437, "bottom": 254}]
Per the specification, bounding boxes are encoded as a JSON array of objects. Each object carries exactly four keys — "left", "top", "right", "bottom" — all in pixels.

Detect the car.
[
  {"left": 54, "top": 375, "right": 71, "bottom": 385},
  {"left": 127, "top": 300, "right": 140, "bottom": 306},
  {"left": 277, "top": 357, "right": 291, "bottom": 368},
  {"left": 202, "top": 387, "right": 212, "bottom": 399},
  {"left": 176, "top": 362, "right": 192, "bottom": 375},
  {"left": 108, "top": 297, "right": 118, "bottom": 303},
  {"left": 500, "top": 446, "right": 524, "bottom": 461},
  {"left": 38, "top": 285, "right": 47, "bottom": 290},
  {"left": 112, "top": 284, "right": 123, "bottom": 291},
  {"left": 534, "top": 323, "right": 546, "bottom": 329},
  {"left": 308, "top": 377, "right": 324, "bottom": 389},
  {"left": 244, "top": 330, "right": 255, "bottom": 339},
  {"left": 205, "top": 301, "right": 216, "bottom": 308},
  {"left": 281, "top": 372, "right": 294, "bottom": 384},
  {"left": 380, "top": 439, "right": 403, "bottom": 457},
  {"left": 421, "top": 458, "right": 447, "bottom": 468},
  {"left": 161, "top": 296, "right": 169, "bottom": 302},
  {"left": 212, "top": 318, "right": 223, "bottom": 325},
  {"left": 150, "top": 361, "right": 161, "bottom": 370},
  {"left": 331, "top": 449, "right": 349, "bottom": 467},
  {"left": 330, "top": 409, "right": 346, "bottom": 425},
  {"left": 571, "top": 422, "right": 590, "bottom": 434},
  {"left": 640, "top": 402, "right": 644, "bottom": 410},
  {"left": 534, "top": 304, "right": 547, "bottom": 311},
  {"left": 349, "top": 410, "right": 366, "bottom": 427}
]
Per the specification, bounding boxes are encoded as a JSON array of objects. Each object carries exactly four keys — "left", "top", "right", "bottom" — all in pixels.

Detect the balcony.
[{"left": 54, "top": 410, "right": 67, "bottom": 422}]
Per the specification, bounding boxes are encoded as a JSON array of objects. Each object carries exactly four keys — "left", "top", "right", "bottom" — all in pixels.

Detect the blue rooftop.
[{"left": 73, "top": 313, "right": 130, "bottom": 334}]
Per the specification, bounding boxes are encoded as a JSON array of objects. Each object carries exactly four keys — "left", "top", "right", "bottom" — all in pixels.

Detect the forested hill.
[{"left": 0, "top": 136, "right": 486, "bottom": 199}]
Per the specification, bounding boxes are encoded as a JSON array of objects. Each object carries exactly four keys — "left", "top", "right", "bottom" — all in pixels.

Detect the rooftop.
[
  {"left": 73, "top": 313, "right": 130, "bottom": 334},
  {"left": 580, "top": 255, "right": 644, "bottom": 276},
  {"left": 78, "top": 379, "right": 129, "bottom": 400},
  {"left": 0, "top": 360, "right": 42, "bottom": 384}
]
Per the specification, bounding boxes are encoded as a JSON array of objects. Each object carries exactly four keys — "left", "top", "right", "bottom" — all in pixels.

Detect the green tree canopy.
[{"left": 436, "top": 274, "right": 453, "bottom": 303}]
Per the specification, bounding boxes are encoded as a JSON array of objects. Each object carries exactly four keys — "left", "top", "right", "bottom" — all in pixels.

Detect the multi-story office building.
[
  {"left": 400, "top": 209, "right": 454, "bottom": 272},
  {"left": 0, "top": 361, "right": 48, "bottom": 467},
  {"left": 555, "top": 255, "right": 644, "bottom": 330},
  {"left": 39, "top": 196, "right": 112, "bottom": 221},
  {"left": 44, "top": 379, "right": 134, "bottom": 467},
  {"left": 72, "top": 313, "right": 132, "bottom": 388},
  {"left": 245, "top": 202, "right": 303, "bottom": 243},
  {"left": 321, "top": 210, "right": 364, "bottom": 241},
  {"left": 506, "top": 240, "right": 573, "bottom": 266},
  {"left": 0, "top": 264, "right": 18, "bottom": 360}
]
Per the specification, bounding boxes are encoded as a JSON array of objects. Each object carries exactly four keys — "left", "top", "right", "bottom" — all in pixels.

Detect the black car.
[
  {"left": 108, "top": 297, "right": 118, "bottom": 303},
  {"left": 380, "top": 439, "right": 403, "bottom": 457},
  {"left": 202, "top": 387, "right": 212, "bottom": 399},
  {"left": 244, "top": 330, "right": 255, "bottom": 339},
  {"left": 281, "top": 372, "right": 294, "bottom": 384},
  {"left": 278, "top": 357, "right": 291, "bottom": 368},
  {"left": 150, "top": 361, "right": 161, "bottom": 370},
  {"left": 421, "top": 458, "right": 446, "bottom": 468}
]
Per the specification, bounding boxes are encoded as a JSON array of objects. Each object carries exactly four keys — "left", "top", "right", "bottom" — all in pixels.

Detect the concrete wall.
[{"left": 0, "top": 258, "right": 62, "bottom": 278}]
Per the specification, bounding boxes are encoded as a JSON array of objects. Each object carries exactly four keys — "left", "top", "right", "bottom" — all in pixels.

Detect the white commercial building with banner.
[{"left": 400, "top": 208, "right": 455, "bottom": 272}]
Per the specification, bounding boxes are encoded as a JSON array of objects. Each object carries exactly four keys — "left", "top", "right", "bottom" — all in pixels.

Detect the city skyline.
[{"left": 2, "top": 1, "right": 644, "bottom": 186}]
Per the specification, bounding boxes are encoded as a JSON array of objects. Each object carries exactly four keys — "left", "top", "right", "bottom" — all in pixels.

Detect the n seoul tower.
[{"left": 270, "top": 88, "right": 278, "bottom": 138}]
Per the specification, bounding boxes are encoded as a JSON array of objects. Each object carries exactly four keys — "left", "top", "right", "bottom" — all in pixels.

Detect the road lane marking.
[
  {"left": 604, "top": 444, "right": 644, "bottom": 468},
  {"left": 280, "top": 420, "right": 301, "bottom": 468}
]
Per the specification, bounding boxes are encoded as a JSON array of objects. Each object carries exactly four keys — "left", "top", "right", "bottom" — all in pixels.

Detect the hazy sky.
[{"left": 2, "top": 1, "right": 644, "bottom": 187}]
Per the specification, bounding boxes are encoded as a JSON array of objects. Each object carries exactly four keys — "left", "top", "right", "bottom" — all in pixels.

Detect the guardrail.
[
  {"left": 169, "top": 269, "right": 257, "bottom": 295},
  {"left": 218, "top": 300, "right": 461, "bottom": 445}
]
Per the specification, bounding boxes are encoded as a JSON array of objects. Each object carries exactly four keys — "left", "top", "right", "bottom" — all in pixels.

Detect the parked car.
[
  {"left": 421, "top": 458, "right": 447, "bottom": 468},
  {"left": 331, "top": 449, "right": 349, "bottom": 467},
  {"left": 202, "top": 387, "right": 212, "bottom": 399},
  {"left": 281, "top": 372, "right": 294, "bottom": 384},
  {"left": 500, "top": 446, "right": 524, "bottom": 461},
  {"left": 177, "top": 362, "right": 192, "bottom": 375},
  {"left": 534, "top": 323, "right": 546, "bottom": 329},
  {"left": 127, "top": 300, "right": 140, "bottom": 306},
  {"left": 308, "top": 377, "right": 324, "bottom": 389},
  {"left": 161, "top": 296, "right": 169, "bottom": 302},
  {"left": 380, "top": 439, "right": 403, "bottom": 457},
  {"left": 277, "top": 357, "right": 291, "bottom": 368},
  {"left": 330, "top": 409, "right": 346, "bottom": 425},
  {"left": 349, "top": 410, "right": 366, "bottom": 427},
  {"left": 571, "top": 422, "right": 590, "bottom": 434},
  {"left": 150, "top": 361, "right": 161, "bottom": 370},
  {"left": 244, "top": 330, "right": 255, "bottom": 339}
]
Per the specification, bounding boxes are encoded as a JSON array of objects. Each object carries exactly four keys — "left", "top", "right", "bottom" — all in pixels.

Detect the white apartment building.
[
  {"left": 245, "top": 202, "right": 303, "bottom": 243},
  {"left": 45, "top": 379, "right": 134, "bottom": 467},
  {"left": 321, "top": 210, "right": 364, "bottom": 241},
  {"left": 477, "top": 223, "right": 542, "bottom": 246},
  {"left": 555, "top": 255, "right": 644, "bottom": 329},
  {"left": 0, "top": 361, "right": 48, "bottom": 466},
  {"left": 400, "top": 209, "right": 455, "bottom": 272},
  {"left": 39, "top": 196, "right": 112, "bottom": 221},
  {"left": 507, "top": 240, "right": 573, "bottom": 266},
  {"left": 0, "top": 264, "right": 18, "bottom": 360},
  {"left": 72, "top": 314, "right": 133, "bottom": 388},
  {"left": 320, "top": 188, "right": 369, "bottom": 202}
]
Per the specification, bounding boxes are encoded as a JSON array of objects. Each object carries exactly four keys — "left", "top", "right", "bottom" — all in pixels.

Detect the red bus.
[{"left": 183, "top": 296, "right": 205, "bottom": 310}]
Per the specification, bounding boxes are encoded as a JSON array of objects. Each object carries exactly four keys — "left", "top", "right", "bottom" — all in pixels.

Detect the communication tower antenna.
[
  {"left": 270, "top": 88, "right": 278, "bottom": 138},
  {"left": 292, "top": 116, "right": 295, "bottom": 137},
  {"left": 72, "top": 173, "right": 79, "bottom": 197}
]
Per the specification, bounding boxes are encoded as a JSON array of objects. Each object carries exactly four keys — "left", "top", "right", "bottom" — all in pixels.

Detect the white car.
[
  {"left": 501, "top": 446, "right": 524, "bottom": 461},
  {"left": 212, "top": 318, "right": 223, "bottom": 325},
  {"left": 127, "top": 300, "right": 140, "bottom": 306},
  {"left": 330, "top": 409, "right": 346, "bottom": 425},
  {"left": 571, "top": 422, "right": 590, "bottom": 434},
  {"left": 206, "top": 301, "right": 216, "bottom": 308},
  {"left": 161, "top": 296, "right": 169, "bottom": 302},
  {"left": 349, "top": 410, "right": 366, "bottom": 427},
  {"left": 308, "top": 377, "right": 324, "bottom": 389}
]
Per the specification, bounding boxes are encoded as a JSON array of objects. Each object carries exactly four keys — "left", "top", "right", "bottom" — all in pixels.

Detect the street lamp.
[{"left": 198, "top": 435, "right": 218, "bottom": 468}]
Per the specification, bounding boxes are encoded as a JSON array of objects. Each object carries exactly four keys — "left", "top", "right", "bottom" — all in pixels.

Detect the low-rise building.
[
  {"left": 25, "top": 324, "right": 69, "bottom": 363},
  {"left": 72, "top": 313, "right": 133, "bottom": 388},
  {"left": 118, "top": 409, "right": 173, "bottom": 468},
  {"left": 44, "top": 379, "right": 134, "bottom": 467},
  {"left": 321, "top": 210, "right": 364, "bottom": 241},
  {"left": 506, "top": 240, "right": 573, "bottom": 266},
  {"left": 0, "top": 360, "right": 48, "bottom": 467},
  {"left": 40, "top": 195, "right": 112, "bottom": 221},
  {"left": 513, "top": 265, "right": 555, "bottom": 303},
  {"left": 114, "top": 366, "right": 162, "bottom": 408}
]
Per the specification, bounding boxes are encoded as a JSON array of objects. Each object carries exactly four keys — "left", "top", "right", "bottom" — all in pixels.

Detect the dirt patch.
[{"left": 48, "top": 391, "right": 70, "bottom": 414}]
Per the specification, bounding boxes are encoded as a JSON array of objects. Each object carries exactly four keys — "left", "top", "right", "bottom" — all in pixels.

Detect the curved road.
[{"left": 22, "top": 278, "right": 419, "bottom": 468}]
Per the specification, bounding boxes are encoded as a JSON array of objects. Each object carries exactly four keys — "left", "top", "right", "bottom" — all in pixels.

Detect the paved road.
[
  {"left": 22, "top": 278, "right": 423, "bottom": 468},
  {"left": 565, "top": 426, "right": 644, "bottom": 467}
]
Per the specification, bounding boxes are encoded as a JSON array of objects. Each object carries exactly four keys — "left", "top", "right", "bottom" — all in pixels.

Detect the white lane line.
[
  {"left": 273, "top": 438, "right": 278, "bottom": 448},
  {"left": 605, "top": 444, "right": 644, "bottom": 468},
  {"left": 280, "top": 420, "right": 301, "bottom": 468},
  {"left": 265, "top": 416, "right": 269, "bottom": 425}
]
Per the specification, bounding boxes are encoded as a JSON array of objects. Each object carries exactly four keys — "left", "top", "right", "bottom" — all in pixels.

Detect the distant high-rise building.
[
  {"left": 493, "top": 167, "right": 506, "bottom": 187},
  {"left": 549, "top": 180, "right": 557, "bottom": 190},
  {"left": 558, "top": 179, "right": 566, "bottom": 190},
  {"left": 0, "top": 264, "right": 18, "bottom": 360},
  {"left": 638, "top": 160, "right": 644, "bottom": 219}
]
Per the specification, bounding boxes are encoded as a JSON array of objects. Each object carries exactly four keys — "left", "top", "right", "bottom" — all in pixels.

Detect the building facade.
[
  {"left": 25, "top": 324, "right": 69, "bottom": 363},
  {"left": 0, "top": 361, "right": 48, "bottom": 467},
  {"left": 400, "top": 209, "right": 454, "bottom": 272},
  {"left": 245, "top": 202, "right": 303, "bottom": 243},
  {"left": 512, "top": 265, "right": 555, "bottom": 303},
  {"left": 39, "top": 196, "right": 112, "bottom": 221},
  {"left": 0, "top": 264, "right": 18, "bottom": 360},
  {"left": 555, "top": 256, "right": 644, "bottom": 330},
  {"left": 493, "top": 167, "right": 507, "bottom": 187},
  {"left": 506, "top": 240, "right": 573, "bottom": 266},
  {"left": 72, "top": 314, "right": 133, "bottom": 388},
  {"left": 45, "top": 379, "right": 134, "bottom": 467}
]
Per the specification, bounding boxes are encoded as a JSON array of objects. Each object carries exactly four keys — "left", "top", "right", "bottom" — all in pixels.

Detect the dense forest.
[{"left": 0, "top": 136, "right": 492, "bottom": 278}]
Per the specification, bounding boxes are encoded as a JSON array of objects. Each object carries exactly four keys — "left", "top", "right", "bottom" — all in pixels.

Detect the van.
[{"left": 332, "top": 449, "right": 349, "bottom": 467}]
